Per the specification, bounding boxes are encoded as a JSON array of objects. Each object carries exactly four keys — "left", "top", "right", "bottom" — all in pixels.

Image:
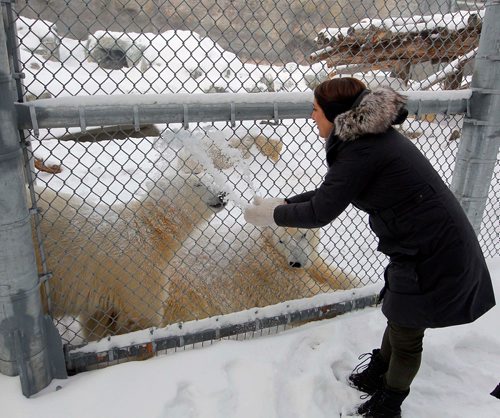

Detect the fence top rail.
[{"left": 15, "top": 90, "right": 472, "bottom": 131}]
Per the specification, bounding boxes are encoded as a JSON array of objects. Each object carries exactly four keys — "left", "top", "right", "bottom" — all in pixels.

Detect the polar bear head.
[
  {"left": 263, "top": 227, "right": 321, "bottom": 269},
  {"left": 147, "top": 170, "right": 228, "bottom": 221}
]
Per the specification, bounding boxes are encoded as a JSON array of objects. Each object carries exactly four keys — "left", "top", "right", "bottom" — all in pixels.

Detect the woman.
[{"left": 244, "top": 77, "right": 495, "bottom": 417}]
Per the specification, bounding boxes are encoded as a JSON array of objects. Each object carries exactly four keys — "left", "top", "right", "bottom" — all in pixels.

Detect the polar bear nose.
[
  {"left": 208, "top": 192, "right": 228, "bottom": 208},
  {"left": 218, "top": 192, "right": 228, "bottom": 206},
  {"left": 289, "top": 261, "right": 302, "bottom": 268}
]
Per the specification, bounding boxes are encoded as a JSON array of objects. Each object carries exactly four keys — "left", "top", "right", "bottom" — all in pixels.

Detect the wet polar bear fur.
[
  {"left": 266, "top": 227, "right": 359, "bottom": 290},
  {"left": 37, "top": 182, "right": 358, "bottom": 339},
  {"left": 35, "top": 170, "right": 226, "bottom": 340},
  {"left": 162, "top": 226, "right": 359, "bottom": 323}
]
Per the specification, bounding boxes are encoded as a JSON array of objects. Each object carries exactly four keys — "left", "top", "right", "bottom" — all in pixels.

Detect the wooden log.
[{"left": 311, "top": 25, "right": 481, "bottom": 65}]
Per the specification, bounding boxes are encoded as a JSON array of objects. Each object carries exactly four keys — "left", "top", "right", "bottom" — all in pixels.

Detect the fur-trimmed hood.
[{"left": 334, "top": 87, "right": 408, "bottom": 142}]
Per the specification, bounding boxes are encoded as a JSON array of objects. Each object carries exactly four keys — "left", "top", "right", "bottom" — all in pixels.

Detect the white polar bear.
[
  {"left": 35, "top": 170, "right": 226, "bottom": 340},
  {"left": 161, "top": 225, "right": 360, "bottom": 324},
  {"left": 34, "top": 132, "right": 358, "bottom": 340},
  {"left": 265, "top": 226, "right": 359, "bottom": 290}
]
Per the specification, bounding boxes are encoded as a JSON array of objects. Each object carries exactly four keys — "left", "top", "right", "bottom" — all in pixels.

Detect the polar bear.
[
  {"left": 35, "top": 170, "right": 226, "bottom": 340},
  {"left": 161, "top": 225, "right": 359, "bottom": 324},
  {"left": 264, "top": 227, "right": 359, "bottom": 290}
]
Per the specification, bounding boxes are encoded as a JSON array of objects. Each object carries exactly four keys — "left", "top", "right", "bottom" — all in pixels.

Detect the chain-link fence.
[{"left": 1, "top": 0, "right": 497, "bottom": 379}]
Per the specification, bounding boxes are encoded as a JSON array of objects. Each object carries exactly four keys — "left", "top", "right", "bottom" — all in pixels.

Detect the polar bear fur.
[
  {"left": 35, "top": 176, "right": 358, "bottom": 339},
  {"left": 161, "top": 226, "right": 359, "bottom": 324},
  {"left": 175, "top": 133, "right": 283, "bottom": 174},
  {"left": 264, "top": 227, "right": 359, "bottom": 290},
  {"left": 35, "top": 171, "right": 226, "bottom": 340}
]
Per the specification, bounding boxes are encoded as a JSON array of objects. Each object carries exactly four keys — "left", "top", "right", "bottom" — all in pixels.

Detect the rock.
[
  {"left": 16, "top": 16, "right": 61, "bottom": 61},
  {"left": 86, "top": 31, "right": 146, "bottom": 69},
  {"left": 17, "top": 0, "right": 439, "bottom": 65}
]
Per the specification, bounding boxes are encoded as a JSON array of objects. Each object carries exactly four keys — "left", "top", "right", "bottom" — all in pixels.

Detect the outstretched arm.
[{"left": 275, "top": 142, "right": 378, "bottom": 228}]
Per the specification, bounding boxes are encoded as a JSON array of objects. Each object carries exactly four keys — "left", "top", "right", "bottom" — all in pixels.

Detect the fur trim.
[{"left": 334, "top": 87, "right": 407, "bottom": 141}]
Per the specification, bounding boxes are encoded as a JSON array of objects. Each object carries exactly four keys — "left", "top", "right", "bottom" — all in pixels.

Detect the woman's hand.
[{"left": 243, "top": 196, "right": 286, "bottom": 227}]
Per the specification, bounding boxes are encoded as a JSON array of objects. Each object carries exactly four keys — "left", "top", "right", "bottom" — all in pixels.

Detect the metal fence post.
[
  {"left": 451, "top": 0, "right": 500, "bottom": 233},
  {"left": 0, "top": 7, "right": 66, "bottom": 397}
]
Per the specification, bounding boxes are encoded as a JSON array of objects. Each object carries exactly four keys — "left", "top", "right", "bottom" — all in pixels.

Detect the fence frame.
[
  {"left": 450, "top": 0, "right": 500, "bottom": 233},
  {"left": 0, "top": 0, "right": 498, "bottom": 397},
  {"left": 14, "top": 90, "right": 472, "bottom": 132},
  {"left": 0, "top": 5, "right": 66, "bottom": 398},
  {"left": 65, "top": 293, "right": 379, "bottom": 375}
]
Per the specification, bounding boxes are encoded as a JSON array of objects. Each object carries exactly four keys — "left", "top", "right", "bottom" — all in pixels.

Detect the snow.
[
  {"left": 29, "top": 91, "right": 314, "bottom": 108},
  {"left": 1, "top": 258, "right": 499, "bottom": 417},
  {"left": 404, "top": 89, "right": 472, "bottom": 101},
  {"left": 15, "top": 16, "right": 325, "bottom": 98},
  {"left": 5, "top": 10, "right": 499, "bottom": 416},
  {"left": 318, "top": 9, "right": 485, "bottom": 43}
]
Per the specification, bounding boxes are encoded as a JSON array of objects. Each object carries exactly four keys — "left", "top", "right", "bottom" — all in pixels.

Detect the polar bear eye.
[{"left": 278, "top": 239, "right": 284, "bottom": 244}]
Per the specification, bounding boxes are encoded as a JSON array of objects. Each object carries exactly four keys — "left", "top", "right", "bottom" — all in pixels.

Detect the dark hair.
[{"left": 314, "top": 78, "right": 367, "bottom": 122}]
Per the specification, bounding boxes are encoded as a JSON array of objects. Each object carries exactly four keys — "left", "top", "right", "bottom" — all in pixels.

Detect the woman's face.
[{"left": 311, "top": 99, "right": 334, "bottom": 139}]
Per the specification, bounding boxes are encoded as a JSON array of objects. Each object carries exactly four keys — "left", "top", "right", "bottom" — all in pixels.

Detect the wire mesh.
[{"left": 8, "top": 0, "right": 497, "bottom": 349}]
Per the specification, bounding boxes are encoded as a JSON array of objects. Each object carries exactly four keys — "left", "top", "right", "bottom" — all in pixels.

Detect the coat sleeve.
[
  {"left": 285, "top": 190, "right": 317, "bottom": 204},
  {"left": 274, "top": 142, "right": 378, "bottom": 228}
]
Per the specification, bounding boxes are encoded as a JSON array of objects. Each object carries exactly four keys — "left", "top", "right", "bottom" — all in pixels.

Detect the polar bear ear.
[
  {"left": 306, "top": 229, "right": 322, "bottom": 247},
  {"left": 253, "top": 135, "right": 283, "bottom": 162}
]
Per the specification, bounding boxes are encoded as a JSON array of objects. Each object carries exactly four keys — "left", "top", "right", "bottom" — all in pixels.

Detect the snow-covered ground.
[{"left": 1, "top": 257, "right": 499, "bottom": 417}]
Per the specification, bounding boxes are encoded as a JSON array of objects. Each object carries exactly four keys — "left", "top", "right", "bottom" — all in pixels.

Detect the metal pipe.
[
  {"left": 65, "top": 294, "right": 379, "bottom": 374},
  {"left": 0, "top": 8, "right": 66, "bottom": 397},
  {"left": 451, "top": 0, "right": 500, "bottom": 233},
  {"left": 13, "top": 90, "right": 472, "bottom": 131}
]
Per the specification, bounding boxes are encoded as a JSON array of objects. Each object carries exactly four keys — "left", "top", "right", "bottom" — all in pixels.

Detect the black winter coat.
[{"left": 274, "top": 87, "right": 495, "bottom": 328}]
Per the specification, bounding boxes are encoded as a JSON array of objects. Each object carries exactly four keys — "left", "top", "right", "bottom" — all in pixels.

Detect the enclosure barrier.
[
  {"left": 0, "top": 9, "right": 66, "bottom": 397},
  {"left": 15, "top": 90, "right": 471, "bottom": 130},
  {"left": 450, "top": 0, "right": 500, "bottom": 233},
  {"left": 66, "top": 292, "right": 379, "bottom": 374},
  {"left": 0, "top": 0, "right": 498, "bottom": 397},
  {"left": 11, "top": 88, "right": 482, "bottom": 378}
]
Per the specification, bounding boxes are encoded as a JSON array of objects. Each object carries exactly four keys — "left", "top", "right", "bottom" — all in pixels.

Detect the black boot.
[
  {"left": 349, "top": 349, "right": 388, "bottom": 394},
  {"left": 357, "top": 386, "right": 410, "bottom": 417},
  {"left": 491, "top": 382, "right": 500, "bottom": 399}
]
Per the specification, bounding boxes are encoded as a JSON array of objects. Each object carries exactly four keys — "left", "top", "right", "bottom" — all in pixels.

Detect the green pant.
[{"left": 379, "top": 321, "right": 426, "bottom": 391}]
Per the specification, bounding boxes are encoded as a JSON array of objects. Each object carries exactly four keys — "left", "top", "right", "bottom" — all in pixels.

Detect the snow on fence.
[{"left": 1, "top": 0, "right": 498, "bottom": 397}]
